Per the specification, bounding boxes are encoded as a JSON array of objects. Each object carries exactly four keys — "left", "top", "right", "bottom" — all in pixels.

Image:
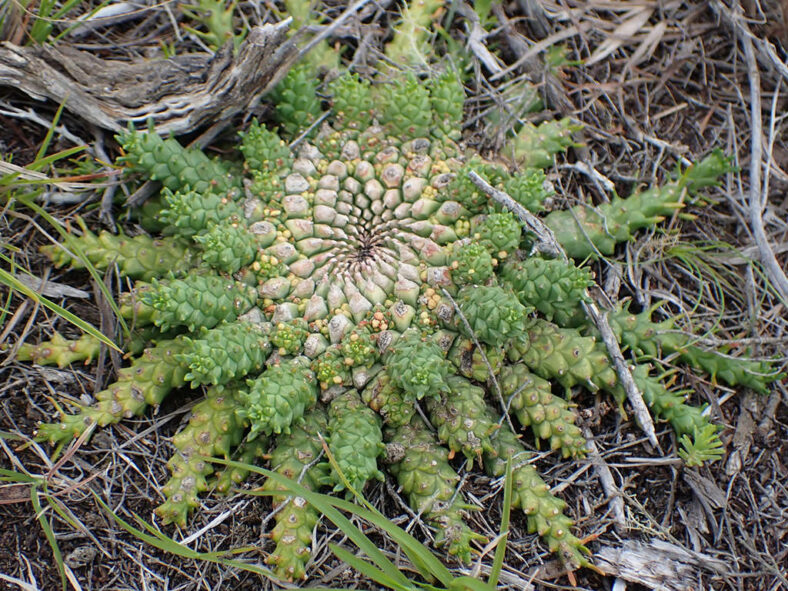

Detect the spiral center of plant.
[
  {"left": 353, "top": 231, "right": 381, "bottom": 262},
  {"left": 246, "top": 134, "right": 459, "bottom": 321}
]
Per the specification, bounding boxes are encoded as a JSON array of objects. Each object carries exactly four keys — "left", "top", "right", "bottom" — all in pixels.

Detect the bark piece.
[
  {"left": 0, "top": 21, "right": 298, "bottom": 135},
  {"left": 596, "top": 539, "right": 730, "bottom": 590}
]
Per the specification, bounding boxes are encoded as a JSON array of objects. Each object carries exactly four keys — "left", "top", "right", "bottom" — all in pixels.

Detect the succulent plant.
[
  {"left": 24, "top": 67, "right": 781, "bottom": 583},
  {"left": 15, "top": 331, "right": 102, "bottom": 368}
]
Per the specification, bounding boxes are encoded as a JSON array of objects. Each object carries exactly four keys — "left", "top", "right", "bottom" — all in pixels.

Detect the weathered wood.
[
  {"left": 596, "top": 539, "right": 729, "bottom": 590},
  {"left": 0, "top": 21, "right": 298, "bottom": 135}
]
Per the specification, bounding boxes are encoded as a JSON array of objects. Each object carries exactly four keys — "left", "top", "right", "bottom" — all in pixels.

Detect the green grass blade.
[
  {"left": 449, "top": 576, "right": 498, "bottom": 591},
  {"left": 26, "top": 0, "right": 83, "bottom": 43},
  {"left": 329, "top": 544, "right": 413, "bottom": 591},
  {"left": 0, "top": 468, "right": 38, "bottom": 484},
  {"left": 92, "top": 493, "right": 277, "bottom": 578},
  {"left": 0, "top": 284, "right": 13, "bottom": 333},
  {"left": 2, "top": 145, "right": 128, "bottom": 341},
  {"left": 3, "top": 142, "right": 127, "bottom": 342},
  {"left": 0, "top": 431, "right": 25, "bottom": 441},
  {"left": 34, "top": 98, "right": 66, "bottom": 162},
  {"left": 211, "top": 457, "right": 415, "bottom": 588},
  {"left": 277, "top": 490, "right": 411, "bottom": 586},
  {"left": 128, "top": 514, "right": 261, "bottom": 560},
  {"left": 43, "top": 485, "right": 89, "bottom": 535},
  {"left": 15, "top": 194, "right": 130, "bottom": 339},
  {"left": 26, "top": 145, "right": 87, "bottom": 172},
  {"left": 0, "top": 266, "right": 120, "bottom": 352},
  {"left": 52, "top": 0, "right": 94, "bottom": 40},
  {"left": 318, "top": 445, "right": 453, "bottom": 585},
  {"left": 29, "top": 0, "right": 56, "bottom": 42},
  {"left": 29, "top": 485, "right": 67, "bottom": 590},
  {"left": 321, "top": 494, "right": 452, "bottom": 585},
  {"left": 305, "top": 588, "right": 398, "bottom": 591},
  {"left": 252, "top": 488, "right": 447, "bottom": 586},
  {"left": 488, "top": 456, "right": 512, "bottom": 587}
]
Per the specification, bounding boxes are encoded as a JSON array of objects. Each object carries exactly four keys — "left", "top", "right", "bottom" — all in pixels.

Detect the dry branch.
[
  {"left": 706, "top": 1, "right": 788, "bottom": 307},
  {"left": 582, "top": 428, "right": 627, "bottom": 532},
  {"left": 0, "top": 21, "right": 298, "bottom": 136},
  {"left": 467, "top": 171, "right": 660, "bottom": 449},
  {"left": 738, "top": 23, "right": 788, "bottom": 307},
  {"left": 596, "top": 539, "right": 730, "bottom": 591}
]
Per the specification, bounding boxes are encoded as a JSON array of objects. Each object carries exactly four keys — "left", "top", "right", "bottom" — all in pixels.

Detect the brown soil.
[{"left": 1, "top": 1, "right": 786, "bottom": 590}]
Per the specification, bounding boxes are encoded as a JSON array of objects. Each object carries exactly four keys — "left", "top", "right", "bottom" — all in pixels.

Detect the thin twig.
[
  {"left": 455, "top": 3, "right": 503, "bottom": 74},
  {"left": 125, "top": 180, "right": 160, "bottom": 208},
  {"left": 712, "top": 0, "right": 788, "bottom": 86},
  {"left": 0, "top": 101, "right": 85, "bottom": 146},
  {"left": 297, "top": 0, "right": 374, "bottom": 62},
  {"left": 735, "top": 17, "right": 788, "bottom": 307},
  {"left": 467, "top": 171, "right": 660, "bottom": 448},
  {"left": 439, "top": 287, "right": 516, "bottom": 435},
  {"left": 582, "top": 427, "right": 627, "bottom": 533}
]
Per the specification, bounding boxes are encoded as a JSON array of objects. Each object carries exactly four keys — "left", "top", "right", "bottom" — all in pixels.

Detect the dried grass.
[{"left": 1, "top": 1, "right": 786, "bottom": 589}]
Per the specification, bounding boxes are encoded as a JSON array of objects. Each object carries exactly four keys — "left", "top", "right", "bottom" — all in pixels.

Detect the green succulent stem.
[
  {"left": 213, "top": 435, "right": 269, "bottom": 494},
  {"left": 15, "top": 332, "right": 102, "bottom": 368},
  {"left": 507, "top": 318, "right": 618, "bottom": 393},
  {"left": 501, "top": 257, "right": 592, "bottom": 328},
  {"left": 455, "top": 285, "right": 528, "bottom": 346},
  {"left": 326, "top": 390, "right": 385, "bottom": 494},
  {"left": 544, "top": 150, "right": 732, "bottom": 260},
  {"left": 606, "top": 302, "right": 782, "bottom": 394},
  {"left": 505, "top": 118, "right": 582, "bottom": 169},
  {"left": 386, "top": 418, "right": 485, "bottom": 564},
  {"left": 118, "top": 123, "right": 236, "bottom": 193},
  {"left": 384, "top": 0, "right": 445, "bottom": 69},
  {"left": 270, "top": 63, "right": 322, "bottom": 138},
  {"left": 179, "top": 321, "right": 271, "bottom": 387},
  {"left": 36, "top": 339, "right": 188, "bottom": 444},
  {"left": 262, "top": 407, "right": 329, "bottom": 581},
  {"left": 41, "top": 217, "right": 195, "bottom": 282},
  {"left": 484, "top": 425, "right": 591, "bottom": 569},
  {"left": 426, "top": 375, "right": 498, "bottom": 466},
  {"left": 124, "top": 273, "right": 258, "bottom": 332},
  {"left": 627, "top": 364, "right": 723, "bottom": 463},
  {"left": 385, "top": 329, "right": 451, "bottom": 401},
  {"left": 238, "top": 356, "right": 318, "bottom": 439},
  {"left": 498, "top": 363, "right": 586, "bottom": 458},
  {"left": 158, "top": 386, "right": 246, "bottom": 525}
]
